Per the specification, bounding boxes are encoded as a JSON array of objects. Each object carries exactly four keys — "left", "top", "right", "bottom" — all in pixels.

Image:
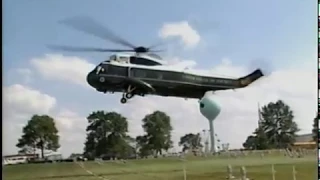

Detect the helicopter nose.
[{"left": 86, "top": 71, "right": 96, "bottom": 87}]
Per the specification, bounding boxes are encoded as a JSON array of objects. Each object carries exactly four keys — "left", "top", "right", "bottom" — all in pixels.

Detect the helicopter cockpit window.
[
  {"left": 109, "top": 55, "right": 117, "bottom": 61},
  {"left": 95, "top": 65, "right": 106, "bottom": 74},
  {"left": 129, "top": 57, "right": 161, "bottom": 66}
]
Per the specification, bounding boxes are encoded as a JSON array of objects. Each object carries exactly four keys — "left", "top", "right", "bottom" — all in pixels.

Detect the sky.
[{"left": 3, "top": 0, "right": 317, "bottom": 157}]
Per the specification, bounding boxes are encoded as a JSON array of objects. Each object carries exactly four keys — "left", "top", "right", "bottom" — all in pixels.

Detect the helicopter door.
[
  {"left": 127, "top": 67, "right": 131, "bottom": 78},
  {"left": 127, "top": 56, "right": 135, "bottom": 78}
]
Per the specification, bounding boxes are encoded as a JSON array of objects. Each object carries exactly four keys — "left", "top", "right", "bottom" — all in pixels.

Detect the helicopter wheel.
[
  {"left": 120, "top": 98, "right": 127, "bottom": 104},
  {"left": 125, "top": 93, "right": 134, "bottom": 99}
]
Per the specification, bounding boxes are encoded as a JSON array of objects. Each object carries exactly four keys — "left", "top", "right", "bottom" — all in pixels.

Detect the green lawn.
[{"left": 3, "top": 155, "right": 317, "bottom": 180}]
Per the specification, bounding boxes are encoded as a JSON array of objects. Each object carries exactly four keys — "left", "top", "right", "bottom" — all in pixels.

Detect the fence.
[
  {"left": 224, "top": 164, "right": 298, "bottom": 180},
  {"left": 179, "top": 148, "right": 315, "bottom": 180}
]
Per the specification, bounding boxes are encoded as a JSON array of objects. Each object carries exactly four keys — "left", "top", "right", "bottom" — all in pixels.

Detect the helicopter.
[{"left": 49, "top": 17, "right": 264, "bottom": 104}]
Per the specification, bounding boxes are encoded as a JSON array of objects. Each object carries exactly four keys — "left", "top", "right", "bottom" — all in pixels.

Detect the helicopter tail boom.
[{"left": 237, "top": 69, "right": 264, "bottom": 88}]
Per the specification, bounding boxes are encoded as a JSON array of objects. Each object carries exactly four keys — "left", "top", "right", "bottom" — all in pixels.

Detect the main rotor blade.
[
  {"left": 147, "top": 42, "right": 166, "bottom": 50},
  {"left": 148, "top": 49, "right": 164, "bottom": 52},
  {"left": 59, "top": 16, "right": 136, "bottom": 49},
  {"left": 47, "top": 45, "right": 135, "bottom": 52},
  {"left": 147, "top": 38, "right": 175, "bottom": 51}
]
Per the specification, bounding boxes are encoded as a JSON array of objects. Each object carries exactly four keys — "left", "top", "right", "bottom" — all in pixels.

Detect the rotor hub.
[{"left": 135, "top": 46, "right": 148, "bottom": 53}]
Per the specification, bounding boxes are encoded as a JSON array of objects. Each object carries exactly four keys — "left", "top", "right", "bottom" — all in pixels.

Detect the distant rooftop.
[
  {"left": 3, "top": 153, "right": 38, "bottom": 158},
  {"left": 295, "top": 133, "right": 313, "bottom": 142}
]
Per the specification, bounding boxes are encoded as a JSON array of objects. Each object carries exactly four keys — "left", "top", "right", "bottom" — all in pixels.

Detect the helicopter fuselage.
[{"left": 86, "top": 62, "right": 264, "bottom": 103}]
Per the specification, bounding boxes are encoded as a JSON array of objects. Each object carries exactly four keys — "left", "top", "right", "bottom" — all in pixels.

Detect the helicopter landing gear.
[
  {"left": 120, "top": 97, "right": 127, "bottom": 104},
  {"left": 120, "top": 93, "right": 132, "bottom": 104},
  {"left": 125, "top": 93, "right": 134, "bottom": 99},
  {"left": 120, "top": 85, "right": 137, "bottom": 104}
]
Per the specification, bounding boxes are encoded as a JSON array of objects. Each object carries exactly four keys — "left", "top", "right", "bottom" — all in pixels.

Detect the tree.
[
  {"left": 242, "top": 129, "right": 269, "bottom": 150},
  {"left": 140, "top": 111, "right": 173, "bottom": 156},
  {"left": 312, "top": 113, "right": 318, "bottom": 142},
  {"left": 18, "top": 146, "right": 35, "bottom": 155},
  {"left": 83, "top": 111, "right": 133, "bottom": 159},
  {"left": 135, "top": 135, "right": 152, "bottom": 157},
  {"left": 243, "top": 135, "right": 257, "bottom": 150},
  {"left": 179, "top": 133, "right": 202, "bottom": 153},
  {"left": 242, "top": 100, "right": 299, "bottom": 150},
  {"left": 16, "top": 115, "right": 60, "bottom": 158}
]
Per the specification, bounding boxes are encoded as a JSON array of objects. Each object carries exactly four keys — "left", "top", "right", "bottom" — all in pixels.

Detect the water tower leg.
[{"left": 209, "top": 120, "right": 215, "bottom": 153}]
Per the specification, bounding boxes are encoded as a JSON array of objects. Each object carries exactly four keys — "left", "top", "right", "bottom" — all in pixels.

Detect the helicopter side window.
[
  {"left": 132, "top": 69, "right": 146, "bottom": 78},
  {"left": 118, "top": 56, "right": 129, "bottom": 64},
  {"left": 130, "top": 57, "right": 161, "bottom": 66}
]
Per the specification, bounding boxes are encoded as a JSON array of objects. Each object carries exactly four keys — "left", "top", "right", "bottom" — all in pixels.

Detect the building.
[
  {"left": 69, "top": 153, "right": 83, "bottom": 159},
  {"left": 45, "top": 153, "right": 63, "bottom": 161},
  {"left": 69, "top": 153, "right": 87, "bottom": 161},
  {"left": 2, "top": 154, "right": 38, "bottom": 165},
  {"left": 292, "top": 133, "right": 316, "bottom": 149}
]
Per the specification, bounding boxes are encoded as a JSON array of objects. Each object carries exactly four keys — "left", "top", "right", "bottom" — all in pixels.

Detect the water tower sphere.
[{"left": 199, "top": 94, "right": 221, "bottom": 121}]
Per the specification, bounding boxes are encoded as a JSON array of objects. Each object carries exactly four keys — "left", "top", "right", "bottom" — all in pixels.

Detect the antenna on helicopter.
[{"left": 47, "top": 16, "right": 163, "bottom": 55}]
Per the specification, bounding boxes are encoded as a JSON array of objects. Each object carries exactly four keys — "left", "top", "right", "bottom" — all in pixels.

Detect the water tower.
[{"left": 198, "top": 92, "right": 221, "bottom": 153}]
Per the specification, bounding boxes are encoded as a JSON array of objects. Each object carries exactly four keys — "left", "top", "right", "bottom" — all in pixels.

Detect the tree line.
[{"left": 16, "top": 100, "right": 317, "bottom": 159}]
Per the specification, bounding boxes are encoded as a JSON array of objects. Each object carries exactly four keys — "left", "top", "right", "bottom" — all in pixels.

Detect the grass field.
[{"left": 3, "top": 155, "right": 317, "bottom": 180}]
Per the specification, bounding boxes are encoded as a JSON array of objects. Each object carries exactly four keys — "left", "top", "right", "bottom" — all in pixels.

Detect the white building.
[{"left": 3, "top": 154, "right": 38, "bottom": 165}]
